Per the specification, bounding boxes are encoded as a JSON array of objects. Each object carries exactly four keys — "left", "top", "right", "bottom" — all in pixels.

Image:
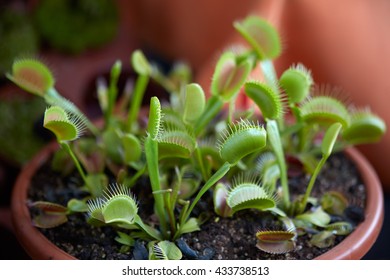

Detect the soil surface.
[{"left": 28, "top": 153, "right": 366, "bottom": 260}]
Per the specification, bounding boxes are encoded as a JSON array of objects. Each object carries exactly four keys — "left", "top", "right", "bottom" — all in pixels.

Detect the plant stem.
[
  {"left": 194, "top": 95, "right": 223, "bottom": 136},
  {"left": 181, "top": 161, "right": 231, "bottom": 224},
  {"left": 163, "top": 190, "right": 177, "bottom": 237},
  {"left": 299, "top": 156, "right": 328, "bottom": 214},
  {"left": 126, "top": 164, "right": 146, "bottom": 187},
  {"left": 194, "top": 147, "right": 208, "bottom": 181},
  {"left": 106, "top": 62, "right": 121, "bottom": 126},
  {"left": 60, "top": 142, "right": 87, "bottom": 184},
  {"left": 144, "top": 136, "right": 168, "bottom": 238},
  {"left": 126, "top": 74, "right": 149, "bottom": 133},
  {"left": 266, "top": 120, "right": 290, "bottom": 208},
  {"left": 260, "top": 60, "right": 278, "bottom": 93},
  {"left": 228, "top": 97, "right": 235, "bottom": 126},
  {"left": 134, "top": 215, "right": 162, "bottom": 241},
  {"left": 299, "top": 122, "right": 342, "bottom": 214}
]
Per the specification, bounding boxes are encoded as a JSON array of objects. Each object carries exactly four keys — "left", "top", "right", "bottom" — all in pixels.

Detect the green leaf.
[
  {"left": 320, "top": 191, "right": 349, "bottom": 216},
  {"left": 256, "top": 152, "right": 280, "bottom": 192},
  {"left": 213, "top": 183, "right": 233, "bottom": 217},
  {"left": 266, "top": 120, "right": 290, "bottom": 206},
  {"left": 87, "top": 184, "right": 138, "bottom": 226},
  {"left": 134, "top": 215, "right": 163, "bottom": 240},
  {"left": 234, "top": 16, "right": 281, "bottom": 60},
  {"left": 102, "top": 128, "right": 123, "bottom": 164},
  {"left": 245, "top": 81, "right": 284, "bottom": 120},
  {"left": 310, "top": 230, "right": 335, "bottom": 249},
  {"left": 175, "top": 166, "right": 202, "bottom": 200},
  {"left": 122, "top": 133, "right": 142, "bottom": 163},
  {"left": 157, "top": 128, "right": 196, "bottom": 159},
  {"left": 321, "top": 122, "right": 342, "bottom": 157},
  {"left": 227, "top": 183, "right": 275, "bottom": 213},
  {"left": 255, "top": 230, "right": 296, "bottom": 254},
  {"left": 131, "top": 49, "right": 151, "bottom": 76},
  {"left": 326, "top": 222, "right": 353, "bottom": 235},
  {"left": 97, "top": 77, "right": 108, "bottom": 113},
  {"left": 300, "top": 96, "right": 350, "bottom": 128},
  {"left": 279, "top": 64, "right": 313, "bottom": 104},
  {"left": 74, "top": 138, "right": 106, "bottom": 173},
  {"left": 115, "top": 231, "right": 135, "bottom": 247},
  {"left": 7, "top": 58, "right": 55, "bottom": 96},
  {"left": 103, "top": 197, "right": 138, "bottom": 226},
  {"left": 183, "top": 83, "right": 206, "bottom": 124},
  {"left": 29, "top": 201, "right": 68, "bottom": 228},
  {"left": 43, "top": 106, "right": 84, "bottom": 142},
  {"left": 67, "top": 198, "right": 88, "bottom": 213},
  {"left": 296, "top": 207, "right": 331, "bottom": 228},
  {"left": 342, "top": 110, "right": 386, "bottom": 144},
  {"left": 211, "top": 51, "right": 251, "bottom": 101},
  {"left": 178, "top": 217, "right": 201, "bottom": 235},
  {"left": 151, "top": 241, "right": 182, "bottom": 260},
  {"left": 147, "top": 97, "right": 162, "bottom": 140},
  {"left": 85, "top": 173, "right": 109, "bottom": 198},
  {"left": 227, "top": 173, "right": 276, "bottom": 213},
  {"left": 218, "top": 119, "right": 267, "bottom": 165}
]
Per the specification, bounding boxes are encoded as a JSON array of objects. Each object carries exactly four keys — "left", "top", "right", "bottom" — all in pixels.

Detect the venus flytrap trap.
[
  {"left": 7, "top": 59, "right": 99, "bottom": 135},
  {"left": 8, "top": 15, "right": 387, "bottom": 259},
  {"left": 255, "top": 230, "right": 296, "bottom": 254}
]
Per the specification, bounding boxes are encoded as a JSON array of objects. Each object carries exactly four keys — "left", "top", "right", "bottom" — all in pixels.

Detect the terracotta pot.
[
  {"left": 11, "top": 142, "right": 383, "bottom": 260},
  {"left": 11, "top": 142, "right": 75, "bottom": 260}
]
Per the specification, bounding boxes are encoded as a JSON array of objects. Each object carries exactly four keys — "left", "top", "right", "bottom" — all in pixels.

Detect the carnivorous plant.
[{"left": 8, "top": 15, "right": 386, "bottom": 259}]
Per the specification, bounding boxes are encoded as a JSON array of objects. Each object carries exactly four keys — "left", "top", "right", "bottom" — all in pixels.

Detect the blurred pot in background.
[{"left": 127, "top": 0, "right": 282, "bottom": 73}]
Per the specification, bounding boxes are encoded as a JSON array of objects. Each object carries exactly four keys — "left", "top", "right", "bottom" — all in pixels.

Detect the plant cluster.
[{"left": 7, "top": 16, "right": 386, "bottom": 259}]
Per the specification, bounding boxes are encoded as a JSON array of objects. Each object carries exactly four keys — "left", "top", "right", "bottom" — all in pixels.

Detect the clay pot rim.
[
  {"left": 11, "top": 142, "right": 383, "bottom": 260},
  {"left": 315, "top": 147, "right": 384, "bottom": 260}
]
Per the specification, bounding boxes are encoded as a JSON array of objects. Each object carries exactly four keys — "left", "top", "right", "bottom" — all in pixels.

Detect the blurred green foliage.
[
  {"left": 0, "top": 94, "right": 47, "bottom": 165},
  {"left": 0, "top": 7, "right": 40, "bottom": 75},
  {"left": 34, "top": 0, "right": 119, "bottom": 54}
]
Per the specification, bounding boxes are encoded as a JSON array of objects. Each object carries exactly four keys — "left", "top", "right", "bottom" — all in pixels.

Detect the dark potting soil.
[{"left": 28, "top": 153, "right": 366, "bottom": 260}]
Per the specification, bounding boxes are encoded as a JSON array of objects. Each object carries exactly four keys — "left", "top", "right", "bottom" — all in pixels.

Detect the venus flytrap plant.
[
  {"left": 29, "top": 201, "right": 69, "bottom": 228},
  {"left": 87, "top": 184, "right": 162, "bottom": 241},
  {"left": 149, "top": 240, "right": 182, "bottom": 260},
  {"left": 226, "top": 173, "right": 276, "bottom": 213},
  {"left": 242, "top": 80, "right": 290, "bottom": 209},
  {"left": 213, "top": 183, "right": 233, "bottom": 218},
  {"left": 279, "top": 63, "right": 313, "bottom": 106},
  {"left": 195, "top": 51, "right": 252, "bottom": 134},
  {"left": 43, "top": 106, "right": 87, "bottom": 184},
  {"left": 144, "top": 97, "right": 169, "bottom": 238},
  {"left": 234, "top": 15, "right": 281, "bottom": 92},
  {"left": 126, "top": 50, "right": 152, "bottom": 133},
  {"left": 342, "top": 108, "right": 387, "bottom": 145},
  {"left": 256, "top": 152, "right": 280, "bottom": 194},
  {"left": 255, "top": 229, "right": 296, "bottom": 254},
  {"left": 102, "top": 60, "right": 122, "bottom": 126}
]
